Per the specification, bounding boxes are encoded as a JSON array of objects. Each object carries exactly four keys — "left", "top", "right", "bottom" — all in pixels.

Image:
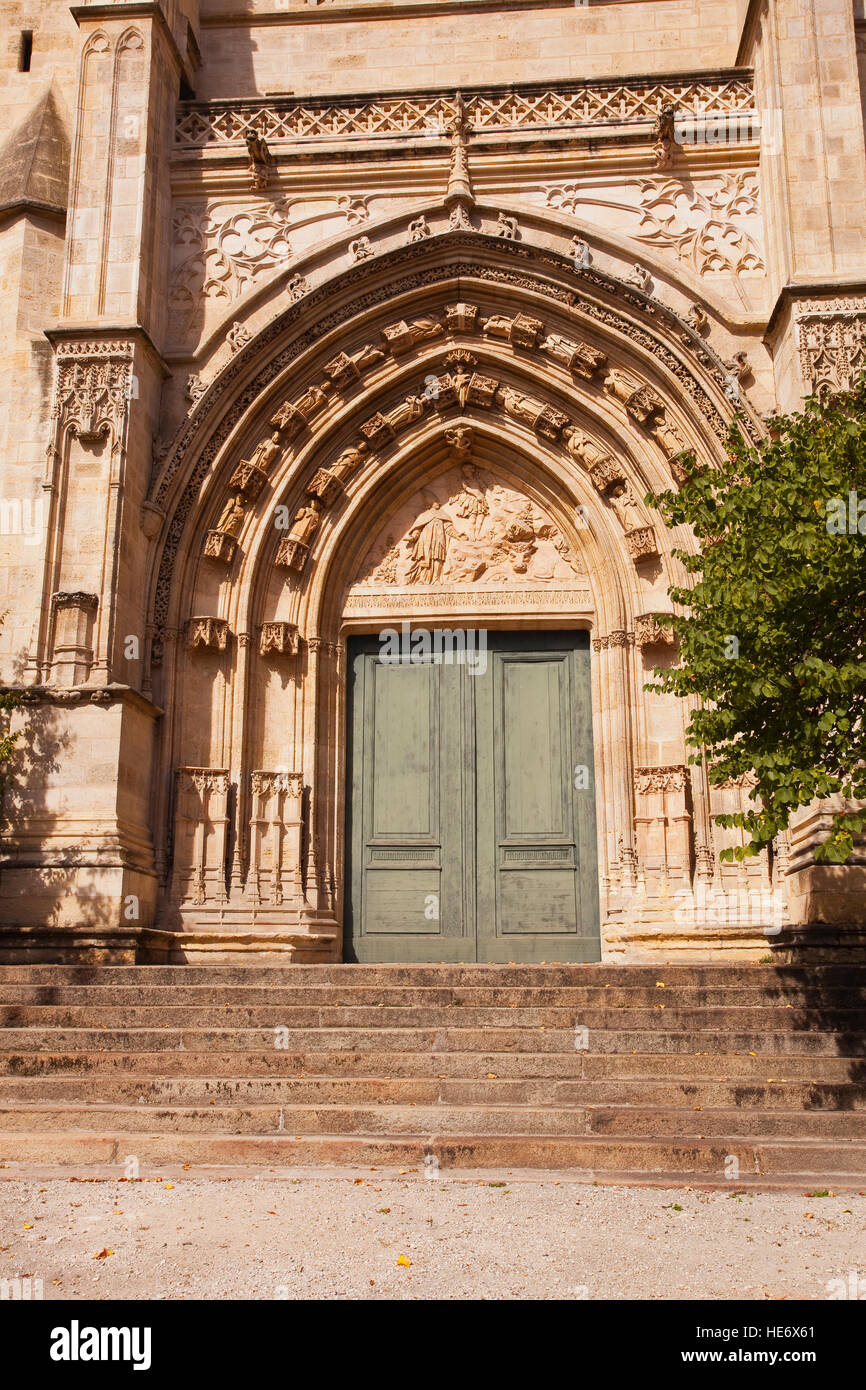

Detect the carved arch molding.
[{"left": 146, "top": 235, "right": 762, "bottom": 657}]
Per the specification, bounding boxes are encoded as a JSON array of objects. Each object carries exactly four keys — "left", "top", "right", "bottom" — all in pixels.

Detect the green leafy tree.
[{"left": 645, "top": 381, "right": 866, "bottom": 864}]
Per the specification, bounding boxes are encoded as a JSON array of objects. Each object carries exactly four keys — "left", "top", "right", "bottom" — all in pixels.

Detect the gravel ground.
[{"left": 2, "top": 1169, "right": 864, "bottom": 1301}]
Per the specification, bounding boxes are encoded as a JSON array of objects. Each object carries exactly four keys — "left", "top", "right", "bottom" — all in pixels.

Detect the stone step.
[
  {"left": 1, "top": 1099, "right": 863, "bottom": 1140},
  {"left": 1, "top": 963, "right": 864, "bottom": 988},
  {"left": 2, "top": 983, "right": 865, "bottom": 1008},
  {"left": 1, "top": 1048, "right": 858, "bottom": 1080},
  {"left": 2, "top": 1128, "right": 865, "bottom": 1176},
  {"left": 0, "top": 1025, "right": 861, "bottom": 1054},
  {"left": 1, "top": 1072, "right": 864, "bottom": 1110},
  {"left": 2, "top": 1002, "right": 864, "bottom": 1032}
]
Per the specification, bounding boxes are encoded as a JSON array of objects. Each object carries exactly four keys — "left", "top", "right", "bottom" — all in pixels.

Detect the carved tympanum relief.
[{"left": 353, "top": 466, "right": 587, "bottom": 593}]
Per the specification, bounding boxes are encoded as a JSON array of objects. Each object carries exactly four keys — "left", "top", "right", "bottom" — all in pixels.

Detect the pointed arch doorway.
[
  {"left": 341, "top": 453, "right": 601, "bottom": 963},
  {"left": 345, "top": 627, "right": 600, "bottom": 963}
]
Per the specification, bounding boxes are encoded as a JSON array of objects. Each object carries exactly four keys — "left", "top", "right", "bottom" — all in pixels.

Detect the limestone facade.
[{"left": 0, "top": 0, "right": 864, "bottom": 962}]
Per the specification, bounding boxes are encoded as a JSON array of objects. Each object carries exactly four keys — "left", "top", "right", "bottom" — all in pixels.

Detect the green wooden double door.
[{"left": 345, "top": 630, "right": 600, "bottom": 962}]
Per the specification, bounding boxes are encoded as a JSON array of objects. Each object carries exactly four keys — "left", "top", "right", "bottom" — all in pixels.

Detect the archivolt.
[{"left": 146, "top": 232, "right": 762, "bottom": 657}]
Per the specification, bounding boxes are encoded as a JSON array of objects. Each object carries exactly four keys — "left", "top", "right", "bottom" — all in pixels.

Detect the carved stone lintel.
[
  {"left": 187, "top": 617, "right": 230, "bottom": 651},
  {"left": 634, "top": 613, "right": 677, "bottom": 647},
  {"left": 203, "top": 530, "right": 238, "bottom": 564},
  {"left": 259, "top": 621, "right": 299, "bottom": 657},
  {"left": 275, "top": 536, "right": 311, "bottom": 572}
]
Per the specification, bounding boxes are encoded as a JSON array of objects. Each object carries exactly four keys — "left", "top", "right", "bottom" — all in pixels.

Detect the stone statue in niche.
[
  {"left": 608, "top": 482, "right": 647, "bottom": 534},
  {"left": 385, "top": 394, "right": 429, "bottom": 432},
  {"left": 246, "top": 432, "right": 284, "bottom": 472},
  {"left": 286, "top": 497, "right": 322, "bottom": 545},
  {"left": 650, "top": 414, "right": 686, "bottom": 458},
  {"left": 330, "top": 441, "right": 369, "bottom": 480},
  {"left": 353, "top": 466, "right": 585, "bottom": 590},
  {"left": 562, "top": 425, "right": 611, "bottom": 471},
  {"left": 231, "top": 431, "right": 284, "bottom": 499},
  {"left": 607, "top": 483, "right": 659, "bottom": 560},
  {"left": 216, "top": 493, "right": 246, "bottom": 537},
  {"left": 276, "top": 497, "right": 323, "bottom": 573}
]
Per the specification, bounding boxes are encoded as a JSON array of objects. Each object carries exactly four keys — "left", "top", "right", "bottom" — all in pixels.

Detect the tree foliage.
[{"left": 645, "top": 381, "right": 866, "bottom": 864}]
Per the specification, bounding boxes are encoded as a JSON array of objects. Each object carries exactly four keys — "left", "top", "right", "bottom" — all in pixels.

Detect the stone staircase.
[{"left": 1, "top": 963, "right": 865, "bottom": 1183}]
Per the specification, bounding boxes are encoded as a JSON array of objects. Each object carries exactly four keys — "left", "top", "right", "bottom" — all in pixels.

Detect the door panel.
[
  {"left": 475, "top": 635, "right": 600, "bottom": 962},
  {"left": 346, "top": 644, "right": 468, "bottom": 960},
  {"left": 345, "top": 631, "right": 600, "bottom": 962}
]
